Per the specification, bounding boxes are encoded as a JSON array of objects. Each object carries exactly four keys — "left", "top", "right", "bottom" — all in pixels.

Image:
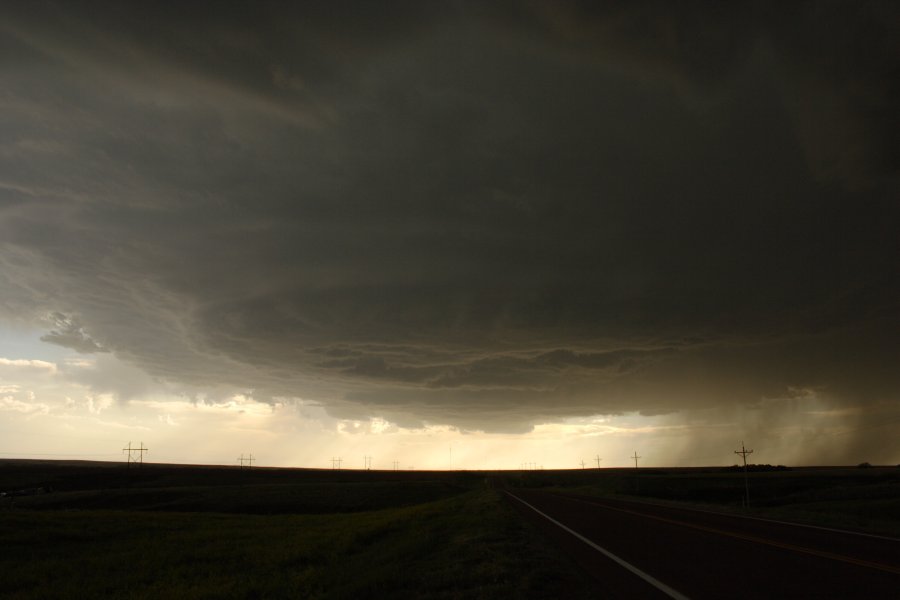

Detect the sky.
[{"left": 1, "top": 1, "right": 898, "bottom": 469}]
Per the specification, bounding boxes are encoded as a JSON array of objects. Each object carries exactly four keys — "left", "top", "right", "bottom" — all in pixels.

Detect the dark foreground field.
[
  {"left": 0, "top": 461, "right": 599, "bottom": 599},
  {"left": 2, "top": 461, "right": 898, "bottom": 598}
]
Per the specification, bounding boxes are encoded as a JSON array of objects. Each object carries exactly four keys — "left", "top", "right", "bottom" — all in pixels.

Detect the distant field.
[
  {"left": 0, "top": 461, "right": 483, "bottom": 513},
  {"left": 512, "top": 465, "right": 900, "bottom": 537}
]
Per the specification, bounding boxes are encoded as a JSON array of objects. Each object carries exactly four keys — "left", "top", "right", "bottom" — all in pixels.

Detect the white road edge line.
[{"left": 507, "top": 491, "right": 691, "bottom": 600}]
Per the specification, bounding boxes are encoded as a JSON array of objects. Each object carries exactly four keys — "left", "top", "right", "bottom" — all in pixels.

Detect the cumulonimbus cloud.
[{"left": 0, "top": 2, "right": 897, "bottom": 441}]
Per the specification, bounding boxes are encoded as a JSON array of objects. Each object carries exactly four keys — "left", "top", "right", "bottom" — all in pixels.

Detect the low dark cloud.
[{"left": 0, "top": 2, "right": 897, "bottom": 450}]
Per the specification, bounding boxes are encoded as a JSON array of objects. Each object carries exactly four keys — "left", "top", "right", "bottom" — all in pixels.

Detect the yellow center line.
[{"left": 554, "top": 494, "right": 900, "bottom": 576}]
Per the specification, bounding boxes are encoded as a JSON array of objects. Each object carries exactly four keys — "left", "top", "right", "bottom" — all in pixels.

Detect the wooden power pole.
[{"left": 734, "top": 441, "right": 754, "bottom": 507}]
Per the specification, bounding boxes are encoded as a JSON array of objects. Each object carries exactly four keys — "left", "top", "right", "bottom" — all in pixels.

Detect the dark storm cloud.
[{"left": 0, "top": 2, "right": 897, "bottom": 442}]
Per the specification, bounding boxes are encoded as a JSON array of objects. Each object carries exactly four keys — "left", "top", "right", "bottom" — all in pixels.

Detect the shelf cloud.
[{"left": 0, "top": 2, "right": 897, "bottom": 456}]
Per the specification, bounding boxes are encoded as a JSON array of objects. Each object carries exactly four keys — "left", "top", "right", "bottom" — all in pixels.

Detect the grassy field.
[
  {"left": 0, "top": 462, "right": 599, "bottom": 599},
  {"left": 3, "top": 461, "right": 898, "bottom": 598}
]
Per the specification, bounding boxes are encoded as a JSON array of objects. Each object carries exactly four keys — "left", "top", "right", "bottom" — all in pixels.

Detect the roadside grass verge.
[{"left": 0, "top": 489, "right": 599, "bottom": 599}]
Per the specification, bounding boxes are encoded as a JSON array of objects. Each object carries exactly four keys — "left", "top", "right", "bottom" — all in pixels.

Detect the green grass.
[
  {"left": 8, "top": 461, "right": 897, "bottom": 597},
  {"left": 0, "top": 489, "right": 599, "bottom": 599}
]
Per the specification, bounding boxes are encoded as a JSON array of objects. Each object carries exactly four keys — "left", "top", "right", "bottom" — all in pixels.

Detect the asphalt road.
[{"left": 506, "top": 489, "right": 900, "bottom": 599}]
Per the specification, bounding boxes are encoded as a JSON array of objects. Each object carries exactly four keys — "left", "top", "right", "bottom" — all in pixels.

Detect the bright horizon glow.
[{"left": 1, "top": 326, "right": 892, "bottom": 470}]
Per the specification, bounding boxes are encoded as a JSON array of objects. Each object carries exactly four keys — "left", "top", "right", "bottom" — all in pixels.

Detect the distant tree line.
[{"left": 726, "top": 464, "right": 790, "bottom": 472}]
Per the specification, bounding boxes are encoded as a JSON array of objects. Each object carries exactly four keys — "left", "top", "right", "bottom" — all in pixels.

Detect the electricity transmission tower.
[
  {"left": 122, "top": 442, "right": 148, "bottom": 467},
  {"left": 331, "top": 457, "right": 342, "bottom": 470},
  {"left": 238, "top": 453, "right": 254, "bottom": 469},
  {"left": 734, "top": 441, "right": 754, "bottom": 507},
  {"left": 595, "top": 455, "right": 602, "bottom": 469},
  {"left": 632, "top": 451, "right": 641, "bottom": 468}
]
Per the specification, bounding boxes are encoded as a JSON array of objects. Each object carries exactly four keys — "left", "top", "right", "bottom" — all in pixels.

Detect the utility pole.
[
  {"left": 734, "top": 441, "right": 754, "bottom": 508},
  {"left": 595, "top": 455, "right": 602, "bottom": 469},
  {"left": 632, "top": 451, "right": 641, "bottom": 469},
  {"left": 364, "top": 455, "right": 372, "bottom": 470},
  {"left": 580, "top": 459, "right": 586, "bottom": 469},
  {"left": 135, "top": 442, "right": 148, "bottom": 465},
  {"left": 123, "top": 442, "right": 148, "bottom": 467},
  {"left": 449, "top": 444, "right": 452, "bottom": 471},
  {"left": 331, "top": 457, "right": 342, "bottom": 470},
  {"left": 238, "top": 453, "right": 254, "bottom": 469},
  {"left": 392, "top": 460, "right": 399, "bottom": 471}
]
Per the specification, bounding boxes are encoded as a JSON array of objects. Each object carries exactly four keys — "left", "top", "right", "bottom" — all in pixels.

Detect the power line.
[
  {"left": 734, "top": 441, "right": 754, "bottom": 508},
  {"left": 122, "top": 441, "right": 148, "bottom": 467}
]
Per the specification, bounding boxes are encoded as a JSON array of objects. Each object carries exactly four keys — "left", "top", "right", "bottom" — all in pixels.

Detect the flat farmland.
[
  {"left": 0, "top": 461, "right": 599, "bottom": 599},
  {"left": 2, "top": 461, "right": 898, "bottom": 598}
]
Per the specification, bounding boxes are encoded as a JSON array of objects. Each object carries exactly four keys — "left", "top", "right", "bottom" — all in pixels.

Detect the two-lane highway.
[{"left": 507, "top": 489, "right": 900, "bottom": 599}]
